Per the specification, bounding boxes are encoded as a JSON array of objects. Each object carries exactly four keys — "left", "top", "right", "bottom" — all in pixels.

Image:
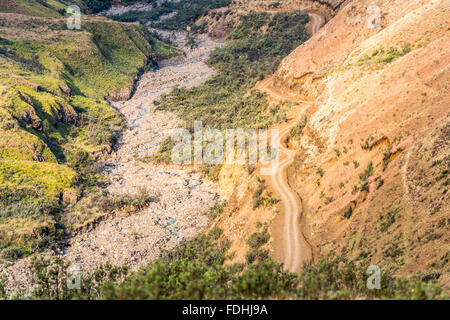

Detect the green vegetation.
[
  {"left": 334, "top": 148, "right": 341, "bottom": 157},
  {"left": 316, "top": 167, "right": 324, "bottom": 177},
  {"left": 31, "top": 255, "right": 129, "bottom": 300},
  {"left": 290, "top": 115, "right": 307, "bottom": 140},
  {"left": 0, "top": 0, "right": 87, "bottom": 16},
  {"left": 147, "top": 32, "right": 182, "bottom": 61},
  {"left": 359, "top": 161, "right": 374, "bottom": 182},
  {"left": 252, "top": 176, "right": 277, "bottom": 210},
  {"left": 207, "top": 201, "right": 227, "bottom": 220},
  {"left": 379, "top": 208, "right": 401, "bottom": 232},
  {"left": 2, "top": 228, "right": 447, "bottom": 300},
  {"left": 144, "top": 136, "right": 176, "bottom": 164},
  {"left": 156, "top": 11, "right": 309, "bottom": 130},
  {"left": 0, "top": 0, "right": 71, "bottom": 16},
  {"left": 355, "top": 43, "right": 413, "bottom": 66},
  {"left": 252, "top": 177, "right": 267, "bottom": 209},
  {"left": 324, "top": 196, "right": 335, "bottom": 205},
  {"left": 245, "top": 227, "right": 270, "bottom": 265},
  {"left": 343, "top": 206, "right": 353, "bottom": 219},
  {"left": 82, "top": 0, "right": 112, "bottom": 13},
  {"left": 0, "top": 0, "right": 146, "bottom": 16}
]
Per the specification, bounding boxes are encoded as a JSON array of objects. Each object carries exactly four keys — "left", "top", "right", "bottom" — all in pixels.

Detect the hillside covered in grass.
[{"left": 0, "top": 6, "right": 178, "bottom": 259}]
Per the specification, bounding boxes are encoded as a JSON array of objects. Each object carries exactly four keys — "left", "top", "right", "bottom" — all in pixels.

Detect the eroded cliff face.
[{"left": 215, "top": 0, "right": 449, "bottom": 286}]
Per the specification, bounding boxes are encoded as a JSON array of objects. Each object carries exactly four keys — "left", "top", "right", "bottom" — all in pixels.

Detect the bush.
[
  {"left": 156, "top": 11, "right": 309, "bottom": 130},
  {"left": 252, "top": 178, "right": 268, "bottom": 209},
  {"left": 83, "top": 0, "right": 112, "bottom": 13},
  {"left": 30, "top": 256, "right": 128, "bottom": 300},
  {"left": 96, "top": 188, "right": 158, "bottom": 214},
  {"left": 247, "top": 228, "right": 270, "bottom": 250},
  {"left": 290, "top": 115, "right": 307, "bottom": 140},
  {"left": 343, "top": 206, "right": 353, "bottom": 219},
  {"left": 17, "top": 232, "right": 447, "bottom": 300},
  {"left": 359, "top": 161, "right": 374, "bottom": 182},
  {"left": 110, "top": 0, "right": 231, "bottom": 31},
  {"left": 85, "top": 121, "right": 117, "bottom": 146}
]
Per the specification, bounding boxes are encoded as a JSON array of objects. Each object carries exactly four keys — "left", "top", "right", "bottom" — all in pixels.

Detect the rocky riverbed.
[{"left": 2, "top": 32, "right": 222, "bottom": 293}]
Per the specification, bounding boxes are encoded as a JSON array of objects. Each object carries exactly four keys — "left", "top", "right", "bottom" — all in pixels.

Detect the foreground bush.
[{"left": 2, "top": 228, "right": 446, "bottom": 300}]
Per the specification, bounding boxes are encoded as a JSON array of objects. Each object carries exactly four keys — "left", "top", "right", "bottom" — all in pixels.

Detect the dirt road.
[
  {"left": 259, "top": 99, "right": 314, "bottom": 272},
  {"left": 259, "top": 13, "right": 324, "bottom": 272}
]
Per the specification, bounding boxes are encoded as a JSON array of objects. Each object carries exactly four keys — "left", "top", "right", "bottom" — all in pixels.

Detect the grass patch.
[
  {"left": 290, "top": 115, "right": 307, "bottom": 140},
  {"left": 355, "top": 43, "right": 412, "bottom": 66}
]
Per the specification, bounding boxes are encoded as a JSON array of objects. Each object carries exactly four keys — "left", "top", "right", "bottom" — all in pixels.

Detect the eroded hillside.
[
  {"left": 214, "top": 0, "right": 449, "bottom": 288},
  {"left": 0, "top": 8, "right": 178, "bottom": 260}
]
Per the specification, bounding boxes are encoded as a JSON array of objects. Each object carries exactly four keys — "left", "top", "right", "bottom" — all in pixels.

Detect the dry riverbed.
[{"left": 2, "top": 32, "right": 222, "bottom": 293}]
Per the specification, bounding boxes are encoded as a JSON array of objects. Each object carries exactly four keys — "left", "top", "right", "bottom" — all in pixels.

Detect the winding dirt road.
[{"left": 259, "top": 13, "right": 324, "bottom": 272}]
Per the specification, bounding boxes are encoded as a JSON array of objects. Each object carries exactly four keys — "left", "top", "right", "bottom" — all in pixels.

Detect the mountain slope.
[
  {"left": 0, "top": 6, "right": 178, "bottom": 259},
  {"left": 198, "top": 0, "right": 449, "bottom": 290},
  {"left": 256, "top": 0, "right": 449, "bottom": 286}
]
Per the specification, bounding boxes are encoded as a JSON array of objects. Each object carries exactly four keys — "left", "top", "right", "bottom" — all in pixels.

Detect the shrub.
[
  {"left": 110, "top": 0, "right": 231, "bottom": 31},
  {"left": 343, "top": 206, "right": 353, "bottom": 219},
  {"left": 379, "top": 208, "right": 400, "bottom": 232},
  {"left": 11, "top": 231, "right": 447, "bottom": 300},
  {"left": 156, "top": 11, "right": 309, "bottom": 130},
  {"left": 1, "top": 246, "right": 31, "bottom": 261},
  {"left": 247, "top": 228, "right": 270, "bottom": 250},
  {"left": 83, "top": 0, "right": 113, "bottom": 13},
  {"left": 290, "top": 115, "right": 307, "bottom": 140},
  {"left": 316, "top": 167, "right": 324, "bottom": 177}
]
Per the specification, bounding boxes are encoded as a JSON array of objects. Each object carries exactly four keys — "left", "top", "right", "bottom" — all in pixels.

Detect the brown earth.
[{"left": 214, "top": 0, "right": 449, "bottom": 287}]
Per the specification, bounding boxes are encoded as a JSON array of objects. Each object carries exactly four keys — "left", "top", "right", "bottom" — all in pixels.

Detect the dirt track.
[
  {"left": 263, "top": 106, "right": 314, "bottom": 272},
  {"left": 258, "top": 13, "right": 324, "bottom": 272}
]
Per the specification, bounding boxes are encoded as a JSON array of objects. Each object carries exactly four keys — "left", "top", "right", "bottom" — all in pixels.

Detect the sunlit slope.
[{"left": 0, "top": 9, "right": 168, "bottom": 250}]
